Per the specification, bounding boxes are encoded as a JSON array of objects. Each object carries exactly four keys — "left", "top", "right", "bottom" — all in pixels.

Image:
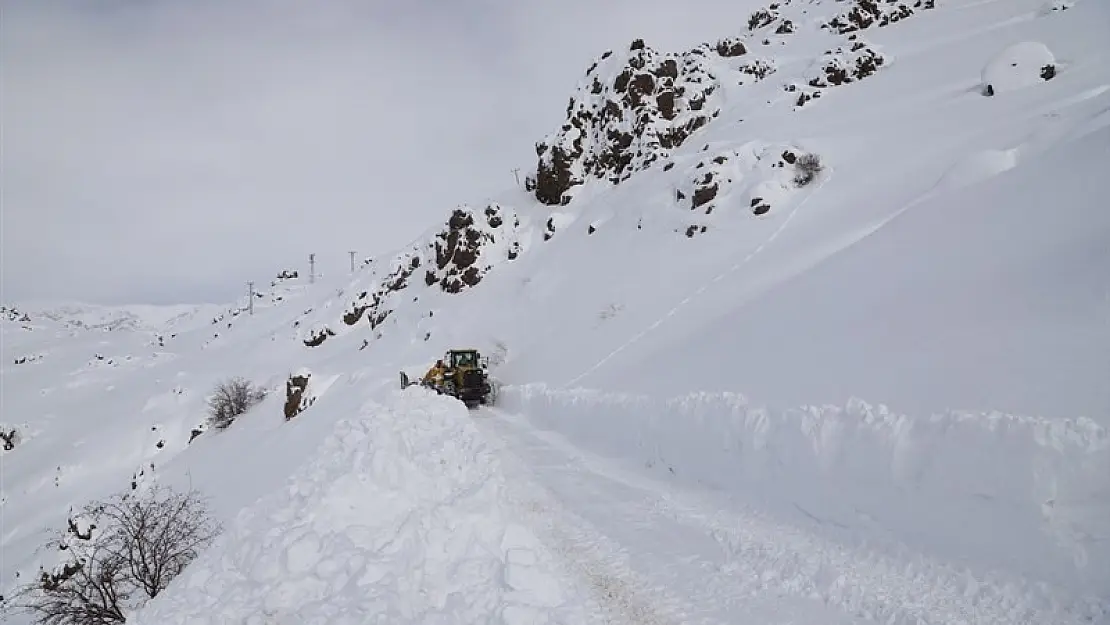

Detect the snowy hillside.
[{"left": 3, "top": 0, "right": 1108, "bottom": 623}]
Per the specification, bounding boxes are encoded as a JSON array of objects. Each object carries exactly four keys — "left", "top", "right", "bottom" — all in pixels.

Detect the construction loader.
[{"left": 400, "top": 348, "right": 495, "bottom": 409}]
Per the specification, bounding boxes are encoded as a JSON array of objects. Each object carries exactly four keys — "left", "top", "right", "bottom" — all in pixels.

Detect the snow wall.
[
  {"left": 129, "top": 387, "right": 583, "bottom": 625},
  {"left": 499, "top": 384, "right": 1110, "bottom": 596}
]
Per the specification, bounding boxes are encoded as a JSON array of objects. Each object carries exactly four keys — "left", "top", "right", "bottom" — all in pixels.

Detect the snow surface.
[
  {"left": 126, "top": 387, "right": 596, "bottom": 625},
  {"left": 982, "top": 41, "right": 1059, "bottom": 95},
  {"left": 3, "top": 0, "right": 1109, "bottom": 623}
]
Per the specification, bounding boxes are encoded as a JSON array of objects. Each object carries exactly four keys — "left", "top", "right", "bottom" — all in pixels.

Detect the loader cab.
[{"left": 446, "top": 349, "right": 479, "bottom": 370}]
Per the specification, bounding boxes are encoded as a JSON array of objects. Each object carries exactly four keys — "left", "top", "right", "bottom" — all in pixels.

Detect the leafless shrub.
[
  {"left": 1, "top": 426, "right": 19, "bottom": 451},
  {"left": 206, "top": 377, "right": 267, "bottom": 430},
  {"left": 793, "top": 153, "right": 823, "bottom": 186},
  {"left": 5, "top": 485, "right": 221, "bottom": 625}
]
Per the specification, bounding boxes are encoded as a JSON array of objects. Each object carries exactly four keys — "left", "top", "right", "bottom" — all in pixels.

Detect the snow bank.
[
  {"left": 982, "top": 41, "right": 1058, "bottom": 96},
  {"left": 499, "top": 384, "right": 1110, "bottom": 596},
  {"left": 128, "top": 387, "right": 583, "bottom": 625}
]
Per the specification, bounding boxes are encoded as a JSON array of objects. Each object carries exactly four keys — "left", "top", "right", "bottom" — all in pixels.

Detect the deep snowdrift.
[
  {"left": 3, "top": 0, "right": 1109, "bottom": 622},
  {"left": 127, "top": 387, "right": 593, "bottom": 625},
  {"left": 499, "top": 384, "right": 1110, "bottom": 598}
]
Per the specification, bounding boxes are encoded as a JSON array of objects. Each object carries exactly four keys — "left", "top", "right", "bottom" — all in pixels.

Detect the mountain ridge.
[{"left": 3, "top": 0, "right": 1108, "bottom": 622}]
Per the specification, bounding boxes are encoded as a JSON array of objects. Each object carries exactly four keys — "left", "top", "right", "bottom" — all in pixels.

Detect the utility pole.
[
  {"left": 349, "top": 251, "right": 356, "bottom": 274},
  {"left": 512, "top": 168, "right": 521, "bottom": 187},
  {"left": 309, "top": 253, "right": 316, "bottom": 284},
  {"left": 247, "top": 282, "right": 254, "bottom": 315}
]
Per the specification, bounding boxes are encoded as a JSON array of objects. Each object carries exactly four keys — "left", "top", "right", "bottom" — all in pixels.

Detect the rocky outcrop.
[
  {"left": 302, "top": 326, "right": 334, "bottom": 347},
  {"left": 821, "top": 0, "right": 936, "bottom": 34},
  {"left": 532, "top": 38, "right": 731, "bottom": 206},
  {"left": 529, "top": 0, "right": 944, "bottom": 203},
  {"left": 672, "top": 142, "right": 825, "bottom": 235},
  {"left": 1, "top": 427, "right": 20, "bottom": 452},
  {"left": 284, "top": 372, "right": 313, "bottom": 420},
  {"left": 336, "top": 203, "right": 526, "bottom": 344},
  {"left": 425, "top": 205, "right": 521, "bottom": 294},
  {"left": 1, "top": 306, "right": 30, "bottom": 323},
  {"left": 788, "top": 39, "right": 887, "bottom": 108}
]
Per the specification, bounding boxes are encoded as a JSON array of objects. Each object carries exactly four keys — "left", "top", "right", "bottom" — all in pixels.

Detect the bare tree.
[
  {"left": 5, "top": 485, "right": 222, "bottom": 625},
  {"left": 206, "top": 377, "right": 267, "bottom": 430},
  {"left": 793, "top": 152, "right": 824, "bottom": 187}
]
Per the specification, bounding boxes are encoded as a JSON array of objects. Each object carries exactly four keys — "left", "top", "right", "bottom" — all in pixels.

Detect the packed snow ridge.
[
  {"left": 3, "top": 0, "right": 1110, "bottom": 623},
  {"left": 125, "top": 388, "right": 594, "bottom": 625}
]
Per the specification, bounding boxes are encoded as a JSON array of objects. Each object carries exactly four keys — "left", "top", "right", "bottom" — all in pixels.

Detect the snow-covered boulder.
[{"left": 981, "top": 41, "right": 1057, "bottom": 96}]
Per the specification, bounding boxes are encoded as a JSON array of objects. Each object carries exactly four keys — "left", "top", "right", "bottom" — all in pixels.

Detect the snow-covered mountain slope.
[{"left": 3, "top": 0, "right": 1108, "bottom": 623}]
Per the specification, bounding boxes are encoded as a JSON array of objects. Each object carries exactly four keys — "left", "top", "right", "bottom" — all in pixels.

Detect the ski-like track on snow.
[
  {"left": 562, "top": 172, "right": 832, "bottom": 389},
  {"left": 478, "top": 407, "right": 1108, "bottom": 625}
]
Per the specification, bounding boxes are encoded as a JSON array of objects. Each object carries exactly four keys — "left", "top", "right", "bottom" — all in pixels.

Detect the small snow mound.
[
  {"left": 935, "top": 148, "right": 1020, "bottom": 191},
  {"left": 982, "top": 42, "right": 1058, "bottom": 96},
  {"left": 127, "top": 388, "right": 584, "bottom": 624}
]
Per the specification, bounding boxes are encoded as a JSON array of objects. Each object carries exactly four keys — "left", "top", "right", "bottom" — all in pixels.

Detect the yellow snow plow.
[{"left": 400, "top": 348, "right": 496, "bottom": 409}]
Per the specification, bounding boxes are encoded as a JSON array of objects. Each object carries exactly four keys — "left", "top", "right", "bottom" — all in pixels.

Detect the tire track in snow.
[
  {"left": 481, "top": 409, "right": 864, "bottom": 625},
  {"left": 563, "top": 172, "right": 831, "bottom": 389},
  {"left": 482, "top": 408, "right": 1108, "bottom": 625},
  {"left": 481, "top": 415, "right": 692, "bottom": 625}
]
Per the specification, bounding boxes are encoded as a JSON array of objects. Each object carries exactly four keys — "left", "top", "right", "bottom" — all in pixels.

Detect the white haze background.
[{"left": 2, "top": 0, "right": 766, "bottom": 305}]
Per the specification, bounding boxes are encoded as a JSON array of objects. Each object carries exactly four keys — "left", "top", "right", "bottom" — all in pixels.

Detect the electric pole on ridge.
[
  {"left": 247, "top": 282, "right": 254, "bottom": 315},
  {"left": 349, "top": 251, "right": 356, "bottom": 274},
  {"left": 309, "top": 253, "right": 316, "bottom": 284},
  {"left": 512, "top": 168, "right": 521, "bottom": 187}
]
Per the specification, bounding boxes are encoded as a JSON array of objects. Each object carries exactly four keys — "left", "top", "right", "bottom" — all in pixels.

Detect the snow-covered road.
[{"left": 479, "top": 407, "right": 1109, "bottom": 625}]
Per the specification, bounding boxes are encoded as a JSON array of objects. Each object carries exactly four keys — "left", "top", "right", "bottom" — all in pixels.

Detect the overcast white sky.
[{"left": 2, "top": 0, "right": 761, "bottom": 305}]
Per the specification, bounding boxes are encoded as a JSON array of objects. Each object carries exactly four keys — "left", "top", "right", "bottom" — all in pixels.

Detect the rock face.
[
  {"left": 528, "top": 0, "right": 945, "bottom": 207},
  {"left": 788, "top": 38, "right": 888, "bottom": 108},
  {"left": 532, "top": 38, "right": 730, "bottom": 206},
  {"left": 425, "top": 205, "right": 522, "bottom": 294},
  {"left": 303, "top": 326, "right": 334, "bottom": 347},
  {"left": 821, "top": 0, "right": 936, "bottom": 34},
  {"left": 336, "top": 203, "right": 526, "bottom": 344},
  {"left": 284, "top": 373, "right": 313, "bottom": 420}
]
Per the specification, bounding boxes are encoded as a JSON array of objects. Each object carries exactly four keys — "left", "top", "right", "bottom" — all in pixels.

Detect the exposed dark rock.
[
  {"left": 532, "top": 40, "right": 726, "bottom": 205},
  {"left": 748, "top": 9, "right": 777, "bottom": 30},
  {"left": 716, "top": 38, "right": 748, "bottom": 57},
  {"left": 1, "top": 428, "right": 18, "bottom": 451},
  {"left": 284, "top": 374, "right": 313, "bottom": 420},
  {"left": 692, "top": 180, "right": 720, "bottom": 209},
  {"left": 303, "top": 327, "right": 335, "bottom": 347},
  {"left": 822, "top": 0, "right": 935, "bottom": 34}
]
